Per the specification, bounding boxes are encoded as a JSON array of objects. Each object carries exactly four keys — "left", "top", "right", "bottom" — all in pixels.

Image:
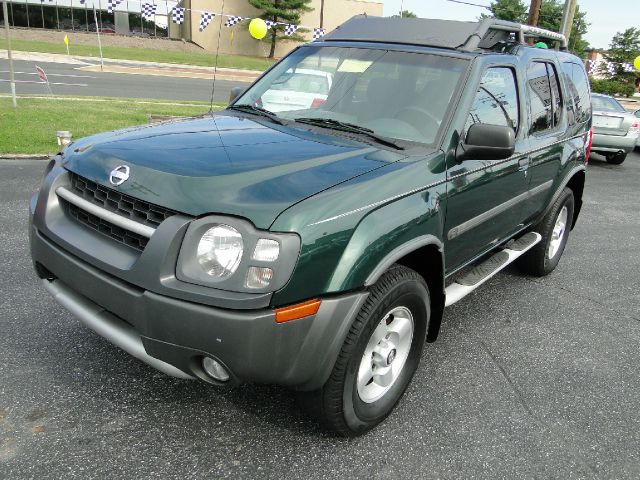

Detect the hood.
[{"left": 62, "top": 113, "right": 406, "bottom": 229}]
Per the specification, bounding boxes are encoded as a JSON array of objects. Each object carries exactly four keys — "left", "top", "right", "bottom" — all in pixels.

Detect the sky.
[{"left": 382, "top": 0, "right": 640, "bottom": 49}]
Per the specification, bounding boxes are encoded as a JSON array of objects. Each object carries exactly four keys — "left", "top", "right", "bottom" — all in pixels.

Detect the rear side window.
[
  {"left": 465, "top": 67, "right": 519, "bottom": 136},
  {"left": 547, "top": 64, "right": 562, "bottom": 127},
  {"left": 561, "top": 62, "right": 591, "bottom": 124},
  {"left": 527, "top": 61, "right": 563, "bottom": 134}
]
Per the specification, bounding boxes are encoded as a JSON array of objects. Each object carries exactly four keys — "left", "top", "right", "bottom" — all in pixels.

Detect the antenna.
[{"left": 209, "top": 0, "right": 226, "bottom": 111}]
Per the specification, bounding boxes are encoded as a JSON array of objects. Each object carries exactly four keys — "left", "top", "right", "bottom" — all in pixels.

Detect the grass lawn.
[
  {"left": 0, "top": 38, "right": 275, "bottom": 71},
  {"left": 0, "top": 96, "right": 223, "bottom": 154}
]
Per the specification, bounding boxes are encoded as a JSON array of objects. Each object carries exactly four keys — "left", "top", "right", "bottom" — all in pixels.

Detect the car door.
[
  {"left": 524, "top": 60, "right": 566, "bottom": 218},
  {"left": 444, "top": 65, "right": 530, "bottom": 273}
]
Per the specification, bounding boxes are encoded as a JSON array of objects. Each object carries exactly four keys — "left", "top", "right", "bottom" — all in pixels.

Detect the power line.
[{"left": 446, "top": 0, "right": 491, "bottom": 10}]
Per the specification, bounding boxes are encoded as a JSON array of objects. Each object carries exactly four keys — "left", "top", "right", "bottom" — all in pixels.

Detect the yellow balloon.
[
  {"left": 249, "top": 18, "right": 268, "bottom": 40},
  {"left": 634, "top": 55, "right": 640, "bottom": 71}
]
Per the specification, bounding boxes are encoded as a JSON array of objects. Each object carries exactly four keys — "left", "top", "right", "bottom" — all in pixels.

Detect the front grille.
[
  {"left": 63, "top": 171, "right": 178, "bottom": 251},
  {"left": 68, "top": 171, "right": 177, "bottom": 228},
  {"left": 64, "top": 200, "right": 150, "bottom": 251}
]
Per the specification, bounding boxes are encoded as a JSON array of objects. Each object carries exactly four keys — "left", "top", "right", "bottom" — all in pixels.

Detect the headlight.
[
  {"left": 177, "top": 216, "right": 300, "bottom": 293},
  {"left": 196, "top": 224, "right": 243, "bottom": 278}
]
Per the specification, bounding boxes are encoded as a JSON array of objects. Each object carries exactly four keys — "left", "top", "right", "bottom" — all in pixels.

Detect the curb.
[{"left": 0, "top": 154, "right": 51, "bottom": 160}]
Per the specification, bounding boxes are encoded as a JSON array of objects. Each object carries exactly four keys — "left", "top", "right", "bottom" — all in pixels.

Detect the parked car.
[
  {"left": 635, "top": 109, "right": 640, "bottom": 149},
  {"left": 590, "top": 93, "right": 639, "bottom": 164},
  {"left": 260, "top": 68, "right": 333, "bottom": 112},
  {"left": 29, "top": 16, "right": 591, "bottom": 436}
]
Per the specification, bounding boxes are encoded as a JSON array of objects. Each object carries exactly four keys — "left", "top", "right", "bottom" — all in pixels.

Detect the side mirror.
[
  {"left": 456, "top": 123, "right": 515, "bottom": 161},
  {"left": 229, "top": 86, "right": 245, "bottom": 104}
]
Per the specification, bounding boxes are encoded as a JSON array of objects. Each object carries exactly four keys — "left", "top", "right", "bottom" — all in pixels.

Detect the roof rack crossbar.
[{"left": 463, "top": 18, "right": 567, "bottom": 50}]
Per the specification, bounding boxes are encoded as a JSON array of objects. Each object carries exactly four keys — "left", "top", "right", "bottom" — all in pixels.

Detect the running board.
[{"left": 445, "top": 232, "right": 542, "bottom": 307}]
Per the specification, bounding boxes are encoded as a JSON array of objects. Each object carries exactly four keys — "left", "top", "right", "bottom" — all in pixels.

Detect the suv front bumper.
[{"left": 29, "top": 194, "right": 367, "bottom": 390}]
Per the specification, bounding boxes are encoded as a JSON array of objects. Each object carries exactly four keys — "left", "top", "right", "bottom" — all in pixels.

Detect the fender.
[
  {"left": 539, "top": 164, "right": 586, "bottom": 227},
  {"left": 327, "top": 189, "right": 448, "bottom": 342}
]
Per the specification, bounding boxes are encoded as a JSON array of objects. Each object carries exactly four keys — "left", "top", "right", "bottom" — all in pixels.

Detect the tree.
[
  {"left": 484, "top": 0, "right": 528, "bottom": 23},
  {"left": 248, "top": 0, "right": 313, "bottom": 58},
  {"left": 481, "top": 0, "right": 590, "bottom": 58},
  {"left": 537, "top": 0, "right": 589, "bottom": 57},
  {"left": 602, "top": 27, "right": 640, "bottom": 85},
  {"left": 392, "top": 10, "right": 418, "bottom": 18}
]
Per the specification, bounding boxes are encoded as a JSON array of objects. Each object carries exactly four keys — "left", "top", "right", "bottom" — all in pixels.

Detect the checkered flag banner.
[
  {"left": 80, "top": 0, "right": 85, "bottom": 4},
  {"left": 265, "top": 20, "right": 276, "bottom": 29},
  {"left": 622, "top": 62, "right": 636, "bottom": 72},
  {"left": 107, "top": 0, "right": 123, "bottom": 13},
  {"left": 284, "top": 24, "right": 299, "bottom": 36},
  {"left": 587, "top": 60, "right": 598, "bottom": 76},
  {"left": 313, "top": 28, "right": 326, "bottom": 40},
  {"left": 606, "top": 61, "right": 616, "bottom": 75},
  {"left": 225, "top": 15, "right": 244, "bottom": 27},
  {"left": 199, "top": 12, "right": 215, "bottom": 31},
  {"left": 141, "top": 3, "right": 157, "bottom": 20},
  {"left": 172, "top": 6, "right": 185, "bottom": 24}
]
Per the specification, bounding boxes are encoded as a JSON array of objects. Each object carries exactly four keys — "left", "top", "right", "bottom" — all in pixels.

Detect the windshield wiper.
[
  {"left": 227, "top": 104, "right": 285, "bottom": 125},
  {"left": 294, "top": 117, "right": 404, "bottom": 150}
]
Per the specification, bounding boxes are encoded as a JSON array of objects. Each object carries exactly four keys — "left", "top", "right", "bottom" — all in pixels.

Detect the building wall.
[{"left": 169, "top": 0, "right": 383, "bottom": 59}]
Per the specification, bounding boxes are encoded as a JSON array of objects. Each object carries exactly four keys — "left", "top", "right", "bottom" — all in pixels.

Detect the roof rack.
[
  {"left": 470, "top": 18, "right": 567, "bottom": 50},
  {"left": 323, "top": 16, "right": 567, "bottom": 52}
]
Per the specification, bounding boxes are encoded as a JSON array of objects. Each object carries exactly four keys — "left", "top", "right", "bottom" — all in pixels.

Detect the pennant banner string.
[{"left": 81, "top": 0, "right": 327, "bottom": 37}]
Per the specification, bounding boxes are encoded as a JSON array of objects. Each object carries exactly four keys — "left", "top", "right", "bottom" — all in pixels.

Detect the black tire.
[
  {"left": 605, "top": 152, "right": 626, "bottom": 165},
  {"left": 518, "top": 187, "right": 574, "bottom": 277},
  {"left": 297, "top": 265, "right": 429, "bottom": 436}
]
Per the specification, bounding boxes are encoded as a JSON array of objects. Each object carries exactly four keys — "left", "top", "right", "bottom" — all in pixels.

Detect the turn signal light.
[{"left": 274, "top": 299, "right": 321, "bottom": 323}]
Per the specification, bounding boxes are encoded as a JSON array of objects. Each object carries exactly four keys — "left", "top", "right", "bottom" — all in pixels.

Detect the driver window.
[{"left": 465, "top": 67, "right": 520, "bottom": 139}]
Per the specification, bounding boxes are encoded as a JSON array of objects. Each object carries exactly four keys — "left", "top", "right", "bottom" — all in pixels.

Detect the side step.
[{"left": 445, "top": 232, "right": 541, "bottom": 307}]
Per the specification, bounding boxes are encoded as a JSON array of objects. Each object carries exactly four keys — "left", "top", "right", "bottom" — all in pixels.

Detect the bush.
[{"left": 589, "top": 78, "right": 636, "bottom": 98}]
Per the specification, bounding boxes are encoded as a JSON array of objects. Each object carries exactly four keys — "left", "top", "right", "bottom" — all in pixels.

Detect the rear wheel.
[
  {"left": 605, "top": 152, "right": 626, "bottom": 165},
  {"left": 518, "top": 187, "right": 574, "bottom": 277},
  {"left": 298, "top": 265, "right": 429, "bottom": 436}
]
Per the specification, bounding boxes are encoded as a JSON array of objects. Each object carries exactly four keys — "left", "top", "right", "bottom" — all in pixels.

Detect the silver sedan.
[{"left": 591, "top": 93, "right": 639, "bottom": 165}]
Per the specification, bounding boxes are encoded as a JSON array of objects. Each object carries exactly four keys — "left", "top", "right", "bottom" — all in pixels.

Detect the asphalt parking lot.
[{"left": 1, "top": 151, "right": 639, "bottom": 479}]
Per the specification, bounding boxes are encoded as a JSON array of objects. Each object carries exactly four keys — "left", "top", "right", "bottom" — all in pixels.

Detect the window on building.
[{"left": 465, "top": 67, "right": 520, "bottom": 136}]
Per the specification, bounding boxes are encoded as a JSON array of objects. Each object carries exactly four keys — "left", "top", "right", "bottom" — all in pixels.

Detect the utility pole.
[
  {"left": 319, "top": 0, "right": 324, "bottom": 28},
  {"left": 2, "top": 0, "right": 17, "bottom": 108},
  {"left": 560, "top": 0, "right": 578, "bottom": 43},
  {"left": 526, "top": 0, "right": 542, "bottom": 26}
]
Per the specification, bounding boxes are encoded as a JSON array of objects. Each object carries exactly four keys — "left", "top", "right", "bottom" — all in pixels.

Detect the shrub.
[{"left": 589, "top": 78, "right": 636, "bottom": 97}]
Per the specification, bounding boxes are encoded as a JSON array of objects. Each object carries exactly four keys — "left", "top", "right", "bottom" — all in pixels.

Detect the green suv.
[{"left": 29, "top": 16, "right": 592, "bottom": 436}]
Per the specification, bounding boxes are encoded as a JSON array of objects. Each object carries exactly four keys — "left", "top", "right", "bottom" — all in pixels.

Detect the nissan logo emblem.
[{"left": 109, "top": 165, "right": 130, "bottom": 186}]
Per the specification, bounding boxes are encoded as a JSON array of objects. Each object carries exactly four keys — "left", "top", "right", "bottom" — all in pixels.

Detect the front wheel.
[
  {"left": 298, "top": 265, "right": 429, "bottom": 436},
  {"left": 605, "top": 152, "right": 626, "bottom": 165}
]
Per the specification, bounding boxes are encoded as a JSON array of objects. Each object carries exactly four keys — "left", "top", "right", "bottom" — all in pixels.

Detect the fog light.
[
  {"left": 202, "top": 357, "right": 230, "bottom": 382},
  {"left": 246, "top": 266, "right": 273, "bottom": 289}
]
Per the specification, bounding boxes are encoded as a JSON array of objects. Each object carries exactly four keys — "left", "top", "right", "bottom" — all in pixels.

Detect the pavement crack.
[
  {"left": 524, "top": 277, "right": 640, "bottom": 323},
  {"left": 455, "top": 326, "right": 599, "bottom": 478}
]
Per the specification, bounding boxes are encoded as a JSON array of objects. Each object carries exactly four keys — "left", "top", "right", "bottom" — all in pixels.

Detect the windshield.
[
  {"left": 592, "top": 96, "right": 626, "bottom": 113},
  {"left": 234, "top": 45, "right": 468, "bottom": 146}
]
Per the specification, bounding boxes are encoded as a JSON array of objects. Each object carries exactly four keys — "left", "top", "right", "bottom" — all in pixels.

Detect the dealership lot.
[{"left": 1, "top": 152, "right": 639, "bottom": 478}]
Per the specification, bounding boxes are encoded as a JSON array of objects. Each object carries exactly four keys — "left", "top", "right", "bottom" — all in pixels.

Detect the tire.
[
  {"left": 297, "top": 265, "right": 429, "bottom": 436},
  {"left": 605, "top": 152, "right": 626, "bottom": 165},
  {"left": 518, "top": 187, "right": 574, "bottom": 277}
]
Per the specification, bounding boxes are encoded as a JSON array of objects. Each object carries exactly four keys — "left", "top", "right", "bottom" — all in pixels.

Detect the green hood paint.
[{"left": 62, "top": 113, "right": 405, "bottom": 229}]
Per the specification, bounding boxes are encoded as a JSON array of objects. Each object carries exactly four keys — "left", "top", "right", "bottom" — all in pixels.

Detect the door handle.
[{"left": 518, "top": 158, "right": 530, "bottom": 170}]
